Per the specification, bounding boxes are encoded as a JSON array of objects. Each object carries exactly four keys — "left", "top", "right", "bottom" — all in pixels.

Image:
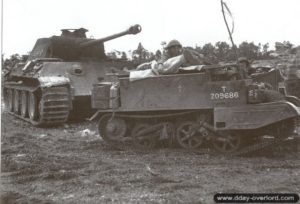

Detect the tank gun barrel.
[{"left": 79, "top": 24, "right": 141, "bottom": 48}]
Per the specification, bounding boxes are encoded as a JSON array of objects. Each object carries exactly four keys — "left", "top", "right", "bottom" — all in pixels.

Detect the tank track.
[
  {"left": 98, "top": 112, "right": 299, "bottom": 156},
  {"left": 4, "top": 85, "right": 71, "bottom": 126},
  {"left": 36, "top": 86, "right": 71, "bottom": 125}
]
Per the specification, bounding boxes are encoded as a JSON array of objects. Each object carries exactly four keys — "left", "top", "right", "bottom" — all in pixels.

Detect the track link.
[{"left": 38, "top": 87, "right": 70, "bottom": 125}]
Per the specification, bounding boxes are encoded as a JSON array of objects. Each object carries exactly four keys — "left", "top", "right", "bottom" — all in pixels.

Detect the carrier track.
[{"left": 97, "top": 111, "right": 299, "bottom": 156}]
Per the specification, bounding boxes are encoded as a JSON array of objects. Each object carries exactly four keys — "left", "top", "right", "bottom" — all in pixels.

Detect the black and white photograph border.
[{"left": 1, "top": 0, "right": 300, "bottom": 203}]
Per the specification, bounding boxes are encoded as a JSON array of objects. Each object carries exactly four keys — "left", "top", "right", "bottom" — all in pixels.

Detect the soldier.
[
  {"left": 238, "top": 57, "right": 256, "bottom": 78},
  {"left": 135, "top": 39, "right": 207, "bottom": 77},
  {"left": 158, "top": 40, "right": 183, "bottom": 64},
  {"left": 154, "top": 39, "right": 209, "bottom": 74}
]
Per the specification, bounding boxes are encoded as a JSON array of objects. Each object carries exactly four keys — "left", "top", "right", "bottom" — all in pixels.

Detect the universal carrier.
[{"left": 92, "top": 64, "right": 300, "bottom": 154}]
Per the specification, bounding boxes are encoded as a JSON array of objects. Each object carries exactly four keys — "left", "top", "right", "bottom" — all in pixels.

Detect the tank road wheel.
[
  {"left": 6, "top": 88, "right": 14, "bottom": 112},
  {"left": 20, "top": 91, "right": 28, "bottom": 118},
  {"left": 132, "top": 124, "right": 157, "bottom": 149},
  {"left": 176, "top": 121, "right": 204, "bottom": 149},
  {"left": 212, "top": 133, "right": 241, "bottom": 153},
  {"left": 98, "top": 115, "right": 127, "bottom": 142},
  {"left": 28, "top": 92, "right": 39, "bottom": 121},
  {"left": 13, "top": 89, "right": 21, "bottom": 114}
]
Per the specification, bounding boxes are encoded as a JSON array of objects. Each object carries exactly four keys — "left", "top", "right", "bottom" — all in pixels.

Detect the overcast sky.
[{"left": 2, "top": 0, "right": 300, "bottom": 57}]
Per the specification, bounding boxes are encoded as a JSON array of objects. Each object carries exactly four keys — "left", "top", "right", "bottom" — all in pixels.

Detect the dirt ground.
[{"left": 1, "top": 112, "right": 300, "bottom": 204}]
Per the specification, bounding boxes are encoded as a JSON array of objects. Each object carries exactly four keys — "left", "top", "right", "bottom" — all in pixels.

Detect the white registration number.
[{"left": 210, "top": 92, "right": 239, "bottom": 100}]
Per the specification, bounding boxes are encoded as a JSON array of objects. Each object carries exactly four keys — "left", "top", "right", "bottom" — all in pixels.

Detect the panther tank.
[
  {"left": 91, "top": 63, "right": 300, "bottom": 155},
  {"left": 3, "top": 24, "right": 142, "bottom": 126}
]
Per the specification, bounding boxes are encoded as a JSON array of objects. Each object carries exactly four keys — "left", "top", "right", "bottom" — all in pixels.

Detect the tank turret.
[{"left": 27, "top": 24, "right": 142, "bottom": 61}]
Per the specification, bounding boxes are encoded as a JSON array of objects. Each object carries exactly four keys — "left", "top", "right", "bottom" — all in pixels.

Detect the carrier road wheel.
[
  {"left": 176, "top": 121, "right": 204, "bottom": 149},
  {"left": 28, "top": 92, "right": 38, "bottom": 121},
  {"left": 98, "top": 115, "right": 127, "bottom": 142},
  {"left": 20, "top": 91, "right": 28, "bottom": 117},
  {"left": 13, "top": 89, "right": 20, "bottom": 114},
  {"left": 132, "top": 123, "right": 157, "bottom": 149},
  {"left": 6, "top": 89, "right": 14, "bottom": 112},
  {"left": 212, "top": 133, "right": 241, "bottom": 153}
]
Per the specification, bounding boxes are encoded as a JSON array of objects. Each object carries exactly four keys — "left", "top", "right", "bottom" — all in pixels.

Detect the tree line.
[
  {"left": 2, "top": 41, "right": 298, "bottom": 71},
  {"left": 113, "top": 41, "right": 297, "bottom": 65}
]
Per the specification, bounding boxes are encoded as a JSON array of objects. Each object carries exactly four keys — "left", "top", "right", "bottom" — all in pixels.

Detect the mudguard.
[
  {"left": 285, "top": 95, "right": 300, "bottom": 106},
  {"left": 214, "top": 101, "right": 300, "bottom": 130}
]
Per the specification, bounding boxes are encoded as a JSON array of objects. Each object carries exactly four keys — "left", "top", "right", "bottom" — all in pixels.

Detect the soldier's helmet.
[{"left": 166, "top": 40, "right": 182, "bottom": 49}]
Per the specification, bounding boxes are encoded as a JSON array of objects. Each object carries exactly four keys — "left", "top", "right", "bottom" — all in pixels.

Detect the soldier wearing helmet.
[
  {"left": 159, "top": 40, "right": 183, "bottom": 64},
  {"left": 154, "top": 39, "right": 207, "bottom": 74},
  {"left": 136, "top": 39, "right": 206, "bottom": 75},
  {"left": 238, "top": 57, "right": 256, "bottom": 78}
]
